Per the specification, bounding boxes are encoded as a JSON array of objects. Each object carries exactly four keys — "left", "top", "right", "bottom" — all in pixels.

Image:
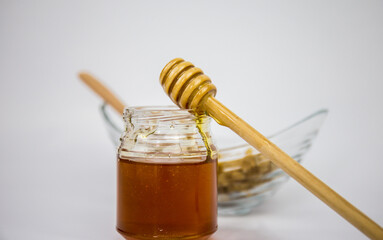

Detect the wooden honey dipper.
[{"left": 160, "top": 58, "right": 383, "bottom": 239}]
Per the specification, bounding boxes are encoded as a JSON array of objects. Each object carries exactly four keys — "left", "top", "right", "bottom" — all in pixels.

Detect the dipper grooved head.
[{"left": 160, "top": 58, "right": 217, "bottom": 109}]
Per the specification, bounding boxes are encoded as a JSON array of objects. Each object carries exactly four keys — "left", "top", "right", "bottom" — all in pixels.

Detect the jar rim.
[{"left": 124, "top": 105, "right": 209, "bottom": 123}]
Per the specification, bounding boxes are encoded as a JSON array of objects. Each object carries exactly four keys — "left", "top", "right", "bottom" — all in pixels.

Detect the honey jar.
[{"left": 117, "top": 106, "right": 218, "bottom": 240}]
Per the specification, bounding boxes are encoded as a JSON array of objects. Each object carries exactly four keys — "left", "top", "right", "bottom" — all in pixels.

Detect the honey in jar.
[{"left": 117, "top": 106, "right": 218, "bottom": 240}]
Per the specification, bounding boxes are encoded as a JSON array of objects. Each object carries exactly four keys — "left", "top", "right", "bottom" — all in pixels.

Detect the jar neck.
[
  {"left": 119, "top": 106, "right": 216, "bottom": 163},
  {"left": 125, "top": 106, "right": 203, "bottom": 131}
]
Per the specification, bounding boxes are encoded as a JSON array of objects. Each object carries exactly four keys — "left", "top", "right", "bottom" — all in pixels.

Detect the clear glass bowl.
[{"left": 100, "top": 103, "right": 327, "bottom": 215}]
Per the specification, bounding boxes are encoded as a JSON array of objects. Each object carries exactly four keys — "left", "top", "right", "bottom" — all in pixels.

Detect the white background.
[{"left": 1, "top": 0, "right": 382, "bottom": 239}]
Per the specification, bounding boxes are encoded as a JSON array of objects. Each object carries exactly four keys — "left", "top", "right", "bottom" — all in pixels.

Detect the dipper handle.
[
  {"left": 79, "top": 72, "right": 125, "bottom": 115},
  {"left": 160, "top": 58, "right": 383, "bottom": 239}
]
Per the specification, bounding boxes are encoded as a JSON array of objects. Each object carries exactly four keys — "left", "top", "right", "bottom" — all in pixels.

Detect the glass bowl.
[{"left": 100, "top": 102, "right": 327, "bottom": 215}]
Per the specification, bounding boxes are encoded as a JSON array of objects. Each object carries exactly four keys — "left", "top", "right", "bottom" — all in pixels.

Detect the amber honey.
[{"left": 117, "top": 157, "right": 217, "bottom": 240}]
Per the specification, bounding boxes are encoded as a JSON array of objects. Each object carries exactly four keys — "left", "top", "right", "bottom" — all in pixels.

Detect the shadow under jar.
[{"left": 117, "top": 106, "right": 218, "bottom": 240}]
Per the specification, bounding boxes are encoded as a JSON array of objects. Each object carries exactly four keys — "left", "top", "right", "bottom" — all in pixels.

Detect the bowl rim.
[{"left": 219, "top": 108, "right": 328, "bottom": 153}]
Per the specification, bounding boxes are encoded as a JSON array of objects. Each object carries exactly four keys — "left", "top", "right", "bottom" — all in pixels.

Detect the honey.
[{"left": 117, "top": 157, "right": 217, "bottom": 239}]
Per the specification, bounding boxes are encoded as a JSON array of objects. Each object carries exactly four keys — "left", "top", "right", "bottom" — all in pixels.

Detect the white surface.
[{"left": 1, "top": 0, "right": 382, "bottom": 239}]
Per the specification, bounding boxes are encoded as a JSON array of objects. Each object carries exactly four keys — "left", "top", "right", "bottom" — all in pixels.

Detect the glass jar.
[{"left": 117, "top": 106, "right": 218, "bottom": 240}]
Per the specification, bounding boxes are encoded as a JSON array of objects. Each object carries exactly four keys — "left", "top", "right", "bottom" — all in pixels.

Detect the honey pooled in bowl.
[{"left": 217, "top": 148, "right": 278, "bottom": 194}]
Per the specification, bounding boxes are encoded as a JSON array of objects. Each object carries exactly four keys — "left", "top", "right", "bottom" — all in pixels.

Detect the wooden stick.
[
  {"left": 79, "top": 72, "right": 125, "bottom": 115},
  {"left": 160, "top": 58, "right": 383, "bottom": 239},
  {"left": 205, "top": 97, "right": 382, "bottom": 239}
]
